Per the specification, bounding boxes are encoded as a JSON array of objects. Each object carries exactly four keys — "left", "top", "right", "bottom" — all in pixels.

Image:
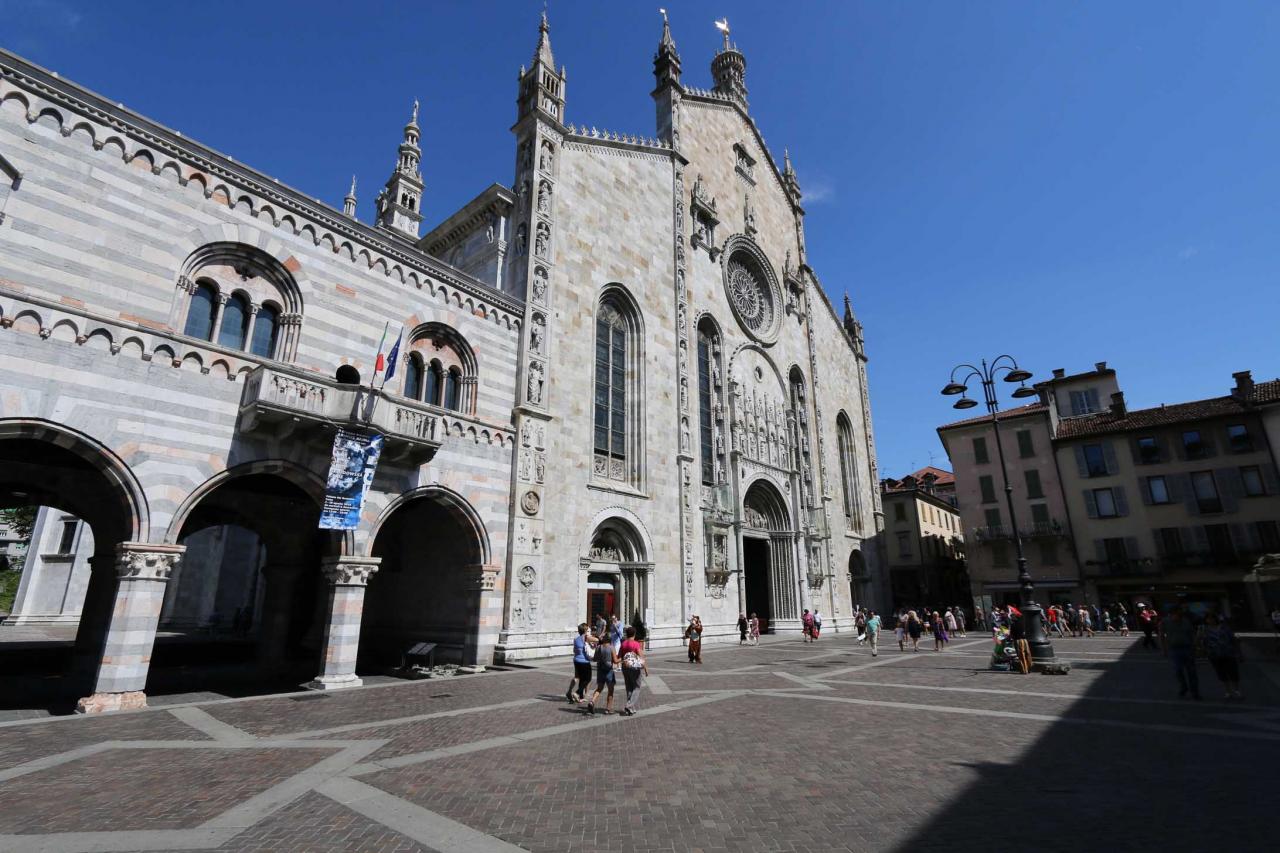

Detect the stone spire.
[
  {"left": 782, "top": 148, "right": 801, "bottom": 200},
  {"left": 517, "top": 10, "right": 567, "bottom": 123},
  {"left": 533, "top": 9, "right": 555, "bottom": 69},
  {"left": 343, "top": 175, "right": 357, "bottom": 218},
  {"left": 711, "top": 18, "right": 747, "bottom": 108},
  {"left": 374, "top": 100, "right": 424, "bottom": 238},
  {"left": 653, "top": 8, "right": 682, "bottom": 90}
]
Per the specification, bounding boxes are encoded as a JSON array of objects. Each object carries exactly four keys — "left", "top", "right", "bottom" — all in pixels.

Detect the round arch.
[
  {"left": 164, "top": 459, "right": 351, "bottom": 554},
  {"left": 366, "top": 485, "right": 491, "bottom": 564},
  {"left": 742, "top": 476, "right": 791, "bottom": 532},
  {"left": 578, "top": 507, "right": 654, "bottom": 565},
  {"left": 0, "top": 418, "right": 148, "bottom": 543}
]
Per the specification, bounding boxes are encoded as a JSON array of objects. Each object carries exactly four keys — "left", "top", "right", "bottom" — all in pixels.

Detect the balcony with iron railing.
[
  {"left": 971, "top": 519, "right": 1068, "bottom": 544},
  {"left": 1084, "top": 548, "right": 1273, "bottom": 577},
  {"left": 238, "top": 365, "right": 443, "bottom": 464}
]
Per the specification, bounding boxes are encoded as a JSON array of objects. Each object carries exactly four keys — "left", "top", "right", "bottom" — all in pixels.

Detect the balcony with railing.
[
  {"left": 971, "top": 519, "right": 1068, "bottom": 544},
  {"left": 238, "top": 365, "right": 442, "bottom": 464}
]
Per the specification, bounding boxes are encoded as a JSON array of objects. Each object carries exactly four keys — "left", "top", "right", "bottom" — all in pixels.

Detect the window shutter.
[
  {"left": 1127, "top": 438, "right": 1142, "bottom": 465},
  {"left": 1124, "top": 536, "right": 1140, "bottom": 560},
  {"left": 1086, "top": 388, "right": 1100, "bottom": 412},
  {"left": 1262, "top": 464, "right": 1280, "bottom": 496},
  {"left": 1173, "top": 436, "right": 1186, "bottom": 461},
  {"left": 1174, "top": 473, "right": 1198, "bottom": 515},
  {"left": 1191, "top": 525, "right": 1209, "bottom": 554},
  {"left": 1201, "top": 433, "right": 1216, "bottom": 458},
  {"left": 1074, "top": 446, "right": 1089, "bottom": 478},
  {"left": 1165, "top": 474, "right": 1183, "bottom": 503},
  {"left": 1094, "top": 539, "right": 1106, "bottom": 564},
  {"left": 1155, "top": 434, "right": 1171, "bottom": 462},
  {"left": 1229, "top": 523, "right": 1254, "bottom": 552},
  {"left": 1102, "top": 441, "right": 1119, "bottom": 475},
  {"left": 1113, "top": 486, "right": 1129, "bottom": 517},
  {"left": 1083, "top": 490, "right": 1098, "bottom": 519},
  {"left": 1216, "top": 468, "right": 1242, "bottom": 513},
  {"left": 1140, "top": 478, "right": 1153, "bottom": 506},
  {"left": 1152, "top": 528, "right": 1166, "bottom": 557}
]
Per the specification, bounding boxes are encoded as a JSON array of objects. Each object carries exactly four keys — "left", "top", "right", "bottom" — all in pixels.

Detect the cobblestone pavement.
[{"left": 0, "top": 634, "right": 1273, "bottom": 852}]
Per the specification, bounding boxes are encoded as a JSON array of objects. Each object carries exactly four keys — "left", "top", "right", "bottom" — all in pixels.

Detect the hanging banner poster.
[{"left": 319, "top": 429, "right": 384, "bottom": 530}]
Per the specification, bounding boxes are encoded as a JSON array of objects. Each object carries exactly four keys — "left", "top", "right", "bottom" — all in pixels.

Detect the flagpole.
[
  {"left": 364, "top": 321, "right": 389, "bottom": 425},
  {"left": 379, "top": 326, "right": 403, "bottom": 393}
]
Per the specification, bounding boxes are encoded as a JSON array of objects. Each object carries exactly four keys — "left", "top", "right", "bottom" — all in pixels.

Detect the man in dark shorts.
[
  {"left": 587, "top": 631, "right": 618, "bottom": 715},
  {"left": 566, "top": 623, "right": 595, "bottom": 704}
]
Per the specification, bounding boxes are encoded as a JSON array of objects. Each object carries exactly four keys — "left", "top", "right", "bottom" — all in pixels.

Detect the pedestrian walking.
[
  {"left": 737, "top": 612, "right": 749, "bottom": 645},
  {"left": 1201, "top": 614, "right": 1243, "bottom": 700},
  {"left": 801, "top": 609, "right": 815, "bottom": 643},
  {"left": 907, "top": 610, "right": 923, "bottom": 652},
  {"left": 1080, "top": 607, "right": 1095, "bottom": 638},
  {"left": 1117, "top": 611, "right": 1129, "bottom": 637},
  {"left": 944, "top": 608, "right": 957, "bottom": 638},
  {"left": 619, "top": 625, "right": 648, "bottom": 715},
  {"left": 1139, "top": 604, "right": 1157, "bottom": 649},
  {"left": 684, "top": 614, "right": 703, "bottom": 663},
  {"left": 932, "top": 611, "right": 948, "bottom": 651},
  {"left": 609, "top": 613, "right": 624, "bottom": 655},
  {"left": 812, "top": 609, "right": 823, "bottom": 639},
  {"left": 1160, "top": 606, "right": 1200, "bottom": 700},
  {"left": 955, "top": 607, "right": 967, "bottom": 637},
  {"left": 748, "top": 612, "right": 760, "bottom": 645},
  {"left": 566, "top": 622, "right": 596, "bottom": 704},
  {"left": 1103, "top": 611, "right": 1114, "bottom": 632},
  {"left": 855, "top": 610, "right": 867, "bottom": 644},
  {"left": 865, "top": 610, "right": 881, "bottom": 657},
  {"left": 894, "top": 617, "right": 906, "bottom": 651},
  {"left": 586, "top": 631, "right": 619, "bottom": 714}
]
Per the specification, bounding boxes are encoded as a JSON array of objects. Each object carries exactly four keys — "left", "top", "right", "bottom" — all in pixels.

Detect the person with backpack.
[
  {"left": 619, "top": 625, "right": 648, "bottom": 716},
  {"left": 586, "top": 630, "right": 620, "bottom": 715}
]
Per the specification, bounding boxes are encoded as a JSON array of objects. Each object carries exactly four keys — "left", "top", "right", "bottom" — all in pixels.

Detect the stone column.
[
  {"left": 306, "top": 556, "right": 379, "bottom": 690},
  {"left": 464, "top": 563, "right": 502, "bottom": 667},
  {"left": 208, "top": 293, "right": 228, "bottom": 343},
  {"left": 76, "top": 543, "right": 184, "bottom": 714}
]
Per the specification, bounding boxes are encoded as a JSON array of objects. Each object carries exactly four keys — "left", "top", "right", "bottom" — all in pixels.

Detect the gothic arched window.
[
  {"left": 425, "top": 359, "right": 443, "bottom": 406},
  {"left": 217, "top": 292, "right": 250, "bottom": 350},
  {"left": 837, "top": 412, "right": 863, "bottom": 530},
  {"left": 249, "top": 303, "right": 279, "bottom": 358},
  {"left": 696, "top": 317, "right": 722, "bottom": 486},
  {"left": 404, "top": 353, "right": 423, "bottom": 400},
  {"left": 444, "top": 367, "right": 462, "bottom": 411},
  {"left": 184, "top": 281, "right": 217, "bottom": 340},
  {"left": 593, "top": 288, "right": 643, "bottom": 486}
]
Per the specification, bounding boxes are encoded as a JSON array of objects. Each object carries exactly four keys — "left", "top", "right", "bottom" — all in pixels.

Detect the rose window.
[{"left": 726, "top": 255, "right": 773, "bottom": 335}]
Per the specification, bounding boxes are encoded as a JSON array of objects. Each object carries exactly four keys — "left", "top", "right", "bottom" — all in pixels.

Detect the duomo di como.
[{"left": 0, "top": 13, "right": 884, "bottom": 712}]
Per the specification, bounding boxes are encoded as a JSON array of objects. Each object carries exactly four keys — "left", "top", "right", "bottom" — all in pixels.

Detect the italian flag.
[{"left": 373, "top": 322, "right": 389, "bottom": 374}]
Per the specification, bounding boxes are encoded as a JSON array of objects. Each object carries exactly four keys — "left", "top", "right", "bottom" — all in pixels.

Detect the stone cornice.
[
  {"left": 419, "top": 183, "right": 514, "bottom": 256},
  {"left": 0, "top": 49, "right": 523, "bottom": 319}
]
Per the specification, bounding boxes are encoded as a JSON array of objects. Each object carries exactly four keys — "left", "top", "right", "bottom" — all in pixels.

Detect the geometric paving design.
[{"left": 0, "top": 634, "right": 1273, "bottom": 852}]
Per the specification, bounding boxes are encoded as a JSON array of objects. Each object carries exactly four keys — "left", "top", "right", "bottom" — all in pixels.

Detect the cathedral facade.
[{"left": 0, "top": 14, "right": 883, "bottom": 712}]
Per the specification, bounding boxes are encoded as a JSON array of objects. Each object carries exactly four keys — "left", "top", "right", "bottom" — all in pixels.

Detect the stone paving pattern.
[{"left": 0, "top": 635, "right": 1273, "bottom": 852}]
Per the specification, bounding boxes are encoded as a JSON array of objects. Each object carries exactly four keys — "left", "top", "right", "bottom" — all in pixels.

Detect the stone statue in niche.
[
  {"left": 744, "top": 194, "right": 756, "bottom": 234},
  {"left": 519, "top": 449, "right": 532, "bottom": 480},
  {"left": 485, "top": 216, "right": 495, "bottom": 243},
  {"left": 535, "top": 221, "right": 550, "bottom": 258},
  {"left": 539, "top": 140, "right": 555, "bottom": 172},
  {"left": 515, "top": 223, "right": 528, "bottom": 256},
  {"left": 535, "top": 424, "right": 545, "bottom": 448},
  {"left": 530, "top": 313, "right": 546, "bottom": 355},
  {"left": 527, "top": 360, "right": 545, "bottom": 404},
  {"left": 535, "top": 452, "right": 546, "bottom": 483},
  {"left": 519, "top": 179, "right": 530, "bottom": 201},
  {"left": 680, "top": 416, "right": 690, "bottom": 453},
  {"left": 531, "top": 267, "right": 548, "bottom": 304},
  {"left": 537, "top": 181, "right": 551, "bottom": 215}
]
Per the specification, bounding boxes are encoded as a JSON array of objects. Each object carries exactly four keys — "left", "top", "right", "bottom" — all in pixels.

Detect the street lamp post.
[{"left": 943, "top": 356, "right": 1068, "bottom": 674}]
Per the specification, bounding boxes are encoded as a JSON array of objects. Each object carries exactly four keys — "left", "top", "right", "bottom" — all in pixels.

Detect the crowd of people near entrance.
[{"left": 566, "top": 613, "right": 648, "bottom": 716}]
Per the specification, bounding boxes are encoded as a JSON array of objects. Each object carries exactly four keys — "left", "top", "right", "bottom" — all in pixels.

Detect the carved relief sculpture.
[
  {"left": 527, "top": 360, "right": 545, "bottom": 404},
  {"left": 534, "top": 221, "right": 550, "bottom": 258}
]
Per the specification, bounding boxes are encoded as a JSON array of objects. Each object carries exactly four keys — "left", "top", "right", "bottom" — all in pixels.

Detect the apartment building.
[
  {"left": 1051, "top": 369, "right": 1280, "bottom": 625},
  {"left": 938, "top": 403, "right": 1080, "bottom": 609},
  {"left": 940, "top": 363, "right": 1280, "bottom": 627},
  {"left": 880, "top": 469, "right": 966, "bottom": 608}
]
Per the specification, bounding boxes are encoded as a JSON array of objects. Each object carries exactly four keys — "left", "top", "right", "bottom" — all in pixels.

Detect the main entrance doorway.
[
  {"left": 586, "top": 573, "right": 618, "bottom": 626},
  {"left": 743, "top": 536, "right": 772, "bottom": 634}
]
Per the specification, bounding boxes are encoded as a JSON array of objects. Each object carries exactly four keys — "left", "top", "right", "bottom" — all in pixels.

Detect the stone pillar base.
[
  {"left": 305, "top": 674, "right": 363, "bottom": 691},
  {"left": 76, "top": 690, "right": 147, "bottom": 715}
]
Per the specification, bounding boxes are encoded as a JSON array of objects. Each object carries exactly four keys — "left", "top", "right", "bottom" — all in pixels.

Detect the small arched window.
[
  {"left": 249, "top": 304, "right": 279, "bottom": 358},
  {"left": 404, "top": 353, "right": 423, "bottom": 400},
  {"left": 184, "top": 282, "right": 217, "bottom": 340},
  {"left": 217, "top": 292, "right": 250, "bottom": 350},
  {"left": 425, "top": 360, "right": 443, "bottom": 406},
  {"left": 444, "top": 367, "right": 462, "bottom": 411}
]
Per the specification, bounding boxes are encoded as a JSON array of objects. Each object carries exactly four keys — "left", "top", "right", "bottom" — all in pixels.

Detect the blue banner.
[{"left": 319, "top": 429, "right": 384, "bottom": 530}]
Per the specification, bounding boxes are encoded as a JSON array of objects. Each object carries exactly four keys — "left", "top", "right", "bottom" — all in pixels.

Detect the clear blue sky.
[{"left": 7, "top": 1, "right": 1279, "bottom": 478}]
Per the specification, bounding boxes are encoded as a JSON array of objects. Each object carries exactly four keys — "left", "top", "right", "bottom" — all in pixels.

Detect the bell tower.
[
  {"left": 711, "top": 19, "right": 747, "bottom": 108},
  {"left": 374, "top": 100, "right": 424, "bottom": 239},
  {"left": 517, "top": 11, "right": 567, "bottom": 124}
]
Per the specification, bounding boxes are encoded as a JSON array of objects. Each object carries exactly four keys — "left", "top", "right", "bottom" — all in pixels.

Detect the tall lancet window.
[{"left": 592, "top": 287, "right": 644, "bottom": 486}]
